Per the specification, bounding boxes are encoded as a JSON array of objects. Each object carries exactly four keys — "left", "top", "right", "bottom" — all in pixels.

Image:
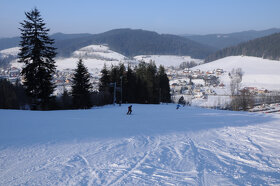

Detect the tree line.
[
  {"left": 99, "top": 61, "right": 171, "bottom": 105},
  {"left": 205, "top": 32, "right": 280, "bottom": 62}
]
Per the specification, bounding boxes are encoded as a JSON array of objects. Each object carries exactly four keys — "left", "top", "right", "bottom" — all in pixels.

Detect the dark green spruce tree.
[
  {"left": 99, "top": 64, "right": 110, "bottom": 92},
  {"left": 124, "top": 65, "right": 137, "bottom": 103},
  {"left": 72, "top": 59, "right": 92, "bottom": 109},
  {"left": 98, "top": 64, "right": 112, "bottom": 105},
  {"left": 158, "top": 65, "right": 171, "bottom": 103},
  {"left": 18, "top": 8, "right": 56, "bottom": 110}
]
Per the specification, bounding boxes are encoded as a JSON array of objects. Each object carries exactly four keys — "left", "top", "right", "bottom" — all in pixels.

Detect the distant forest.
[
  {"left": 206, "top": 33, "right": 280, "bottom": 62},
  {"left": 99, "top": 61, "right": 171, "bottom": 105}
]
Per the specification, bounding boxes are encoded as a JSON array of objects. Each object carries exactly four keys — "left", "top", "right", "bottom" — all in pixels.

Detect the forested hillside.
[
  {"left": 184, "top": 28, "right": 280, "bottom": 49},
  {"left": 0, "top": 29, "right": 215, "bottom": 59},
  {"left": 205, "top": 32, "right": 280, "bottom": 62}
]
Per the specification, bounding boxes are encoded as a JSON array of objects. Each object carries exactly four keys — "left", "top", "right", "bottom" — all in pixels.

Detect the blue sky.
[{"left": 1, "top": 0, "right": 280, "bottom": 37}]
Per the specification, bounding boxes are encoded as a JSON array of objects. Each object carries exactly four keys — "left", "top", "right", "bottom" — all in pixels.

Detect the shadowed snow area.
[{"left": 0, "top": 104, "right": 280, "bottom": 185}]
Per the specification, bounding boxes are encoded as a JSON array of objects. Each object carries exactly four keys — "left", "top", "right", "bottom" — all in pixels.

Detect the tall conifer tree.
[
  {"left": 158, "top": 65, "right": 171, "bottom": 103},
  {"left": 99, "top": 64, "right": 110, "bottom": 92},
  {"left": 72, "top": 59, "right": 92, "bottom": 109},
  {"left": 18, "top": 8, "right": 56, "bottom": 109}
]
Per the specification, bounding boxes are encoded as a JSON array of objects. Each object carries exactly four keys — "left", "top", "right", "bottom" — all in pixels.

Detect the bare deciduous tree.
[
  {"left": 229, "top": 68, "right": 254, "bottom": 111},
  {"left": 229, "top": 68, "right": 243, "bottom": 96}
]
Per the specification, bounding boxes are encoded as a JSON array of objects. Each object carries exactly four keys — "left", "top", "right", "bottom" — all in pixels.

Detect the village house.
[
  {"left": 206, "top": 70, "right": 214, "bottom": 75},
  {"left": 9, "top": 67, "right": 20, "bottom": 77},
  {"left": 215, "top": 68, "right": 224, "bottom": 75},
  {"left": 257, "top": 88, "right": 268, "bottom": 94}
]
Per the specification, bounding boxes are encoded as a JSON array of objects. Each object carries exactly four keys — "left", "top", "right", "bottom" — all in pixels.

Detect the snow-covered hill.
[
  {"left": 0, "top": 47, "right": 20, "bottom": 58},
  {"left": 8, "top": 45, "right": 130, "bottom": 73},
  {"left": 9, "top": 46, "right": 204, "bottom": 73},
  {"left": 134, "top": 55, "right": 203, "bottom": 68},
  {"left": 1, "top": 104, "right": 280, "bottom": 185},
  {"left": 193, "top": 56, "right": 280, "bottom": 90},
  {"left": 55, "top": 45, "right": 129, "bottom": 73},
  {"left": 0, "top": 47, "right": 20, "bottom": 60},
  {"left": 73, "top": 45, "right": 126, "bottom": 61}
]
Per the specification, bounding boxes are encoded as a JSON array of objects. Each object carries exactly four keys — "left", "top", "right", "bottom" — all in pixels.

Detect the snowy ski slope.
[{"left": 0, "top": 104, "right": 280, "bottom": 185}]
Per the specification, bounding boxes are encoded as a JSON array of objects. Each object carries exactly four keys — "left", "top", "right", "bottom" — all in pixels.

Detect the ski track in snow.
[{"left": 0, "top": 105, "right": 280, "bottom": 185}]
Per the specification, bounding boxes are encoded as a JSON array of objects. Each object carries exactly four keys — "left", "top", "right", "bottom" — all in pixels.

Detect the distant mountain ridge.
[
  {"left": 55, "top": 29, "right": 216, "bottom": 59},
  {"left": 205, "top": 32, "right": 280, "bottom": 62},
  {"left": 0, "top": 29, "right": 215, "bottom": 59},
  {"left": 2, "top": 28, "right": 280, "bottom": 61},
  {"left": 183, "top": 28, "right": 280, "bottom": 50},
  {"left": 0, "top": 33, "right": 92, "bottom": 51}
]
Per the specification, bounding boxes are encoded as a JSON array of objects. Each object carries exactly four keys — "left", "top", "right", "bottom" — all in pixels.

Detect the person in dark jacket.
[{"left": 127, "top": 105, "right": 132, "bottom": 115}]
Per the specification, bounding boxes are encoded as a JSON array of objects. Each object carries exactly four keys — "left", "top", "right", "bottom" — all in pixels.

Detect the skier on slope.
[{"left": 127, "top": 105, "right": 132, "bottom": 115}]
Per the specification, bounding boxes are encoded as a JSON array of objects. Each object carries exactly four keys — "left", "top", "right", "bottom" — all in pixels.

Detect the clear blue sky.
[{"left": 1, "top": 0, "right": 280, "bottom": 37}]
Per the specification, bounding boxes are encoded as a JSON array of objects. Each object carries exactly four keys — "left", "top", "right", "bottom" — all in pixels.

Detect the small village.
[
  {"left": 0, "top": 67, "right": 101, "bottom": 95},
  {"left": 166, "top": 66, "right": 280, "bottom": 113}
]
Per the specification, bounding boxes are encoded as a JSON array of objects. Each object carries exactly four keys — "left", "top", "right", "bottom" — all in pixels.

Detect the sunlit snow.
[
  {"left": 1, "top": 104, "right": 280, "bottom": 185},
  {"left": 193, "top": 56, "right": 280, "bottom": 90}
]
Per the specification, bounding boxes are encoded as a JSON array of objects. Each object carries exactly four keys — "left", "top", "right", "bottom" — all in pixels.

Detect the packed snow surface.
[
  {"left": 194, "top": 56, "right": 280, "bottom": 90},
  {"left": 1, "top": 104, "right": 280, "bottom": 185},
  {"left": 134, "top": 55, "right": 203, "bottom": 67}
]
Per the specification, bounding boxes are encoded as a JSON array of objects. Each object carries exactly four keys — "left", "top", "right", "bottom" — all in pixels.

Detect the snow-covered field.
[
  {"left": 1, "top": 104, "right": 280, "bottom": 185},
  {"left": 8, "top": 46, "right": 204, "bottom": 73},
  {"left": 134, "top": 55, "right": 203, "bottom": 68},
  {"left": 55, "top": 57, "right": 122, "bottom": 74},
  {"left": 72, "top": 45, "right": 126, "bottom": 61},
  {"left": 194, "top": 56, "right": 280, "bottom": 90}
]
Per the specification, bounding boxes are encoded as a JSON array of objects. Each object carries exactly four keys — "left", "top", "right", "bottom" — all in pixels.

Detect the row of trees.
[
  {"left": 0, "top": 79, "right": 28, "bottom": 109},
  {"left": 99, "top": 61, "right": 171, "bottom": 104},
  {"left": 0, "top": 58, "right": 93, "bottom": 110}
]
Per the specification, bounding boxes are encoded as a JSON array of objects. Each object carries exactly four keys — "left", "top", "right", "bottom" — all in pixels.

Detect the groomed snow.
[
  {"left": 193, "top": 56, "right": 280, "bottom": 90},
  {"left": 1, "top": 104, "right": 280, "bottom": 185}
]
